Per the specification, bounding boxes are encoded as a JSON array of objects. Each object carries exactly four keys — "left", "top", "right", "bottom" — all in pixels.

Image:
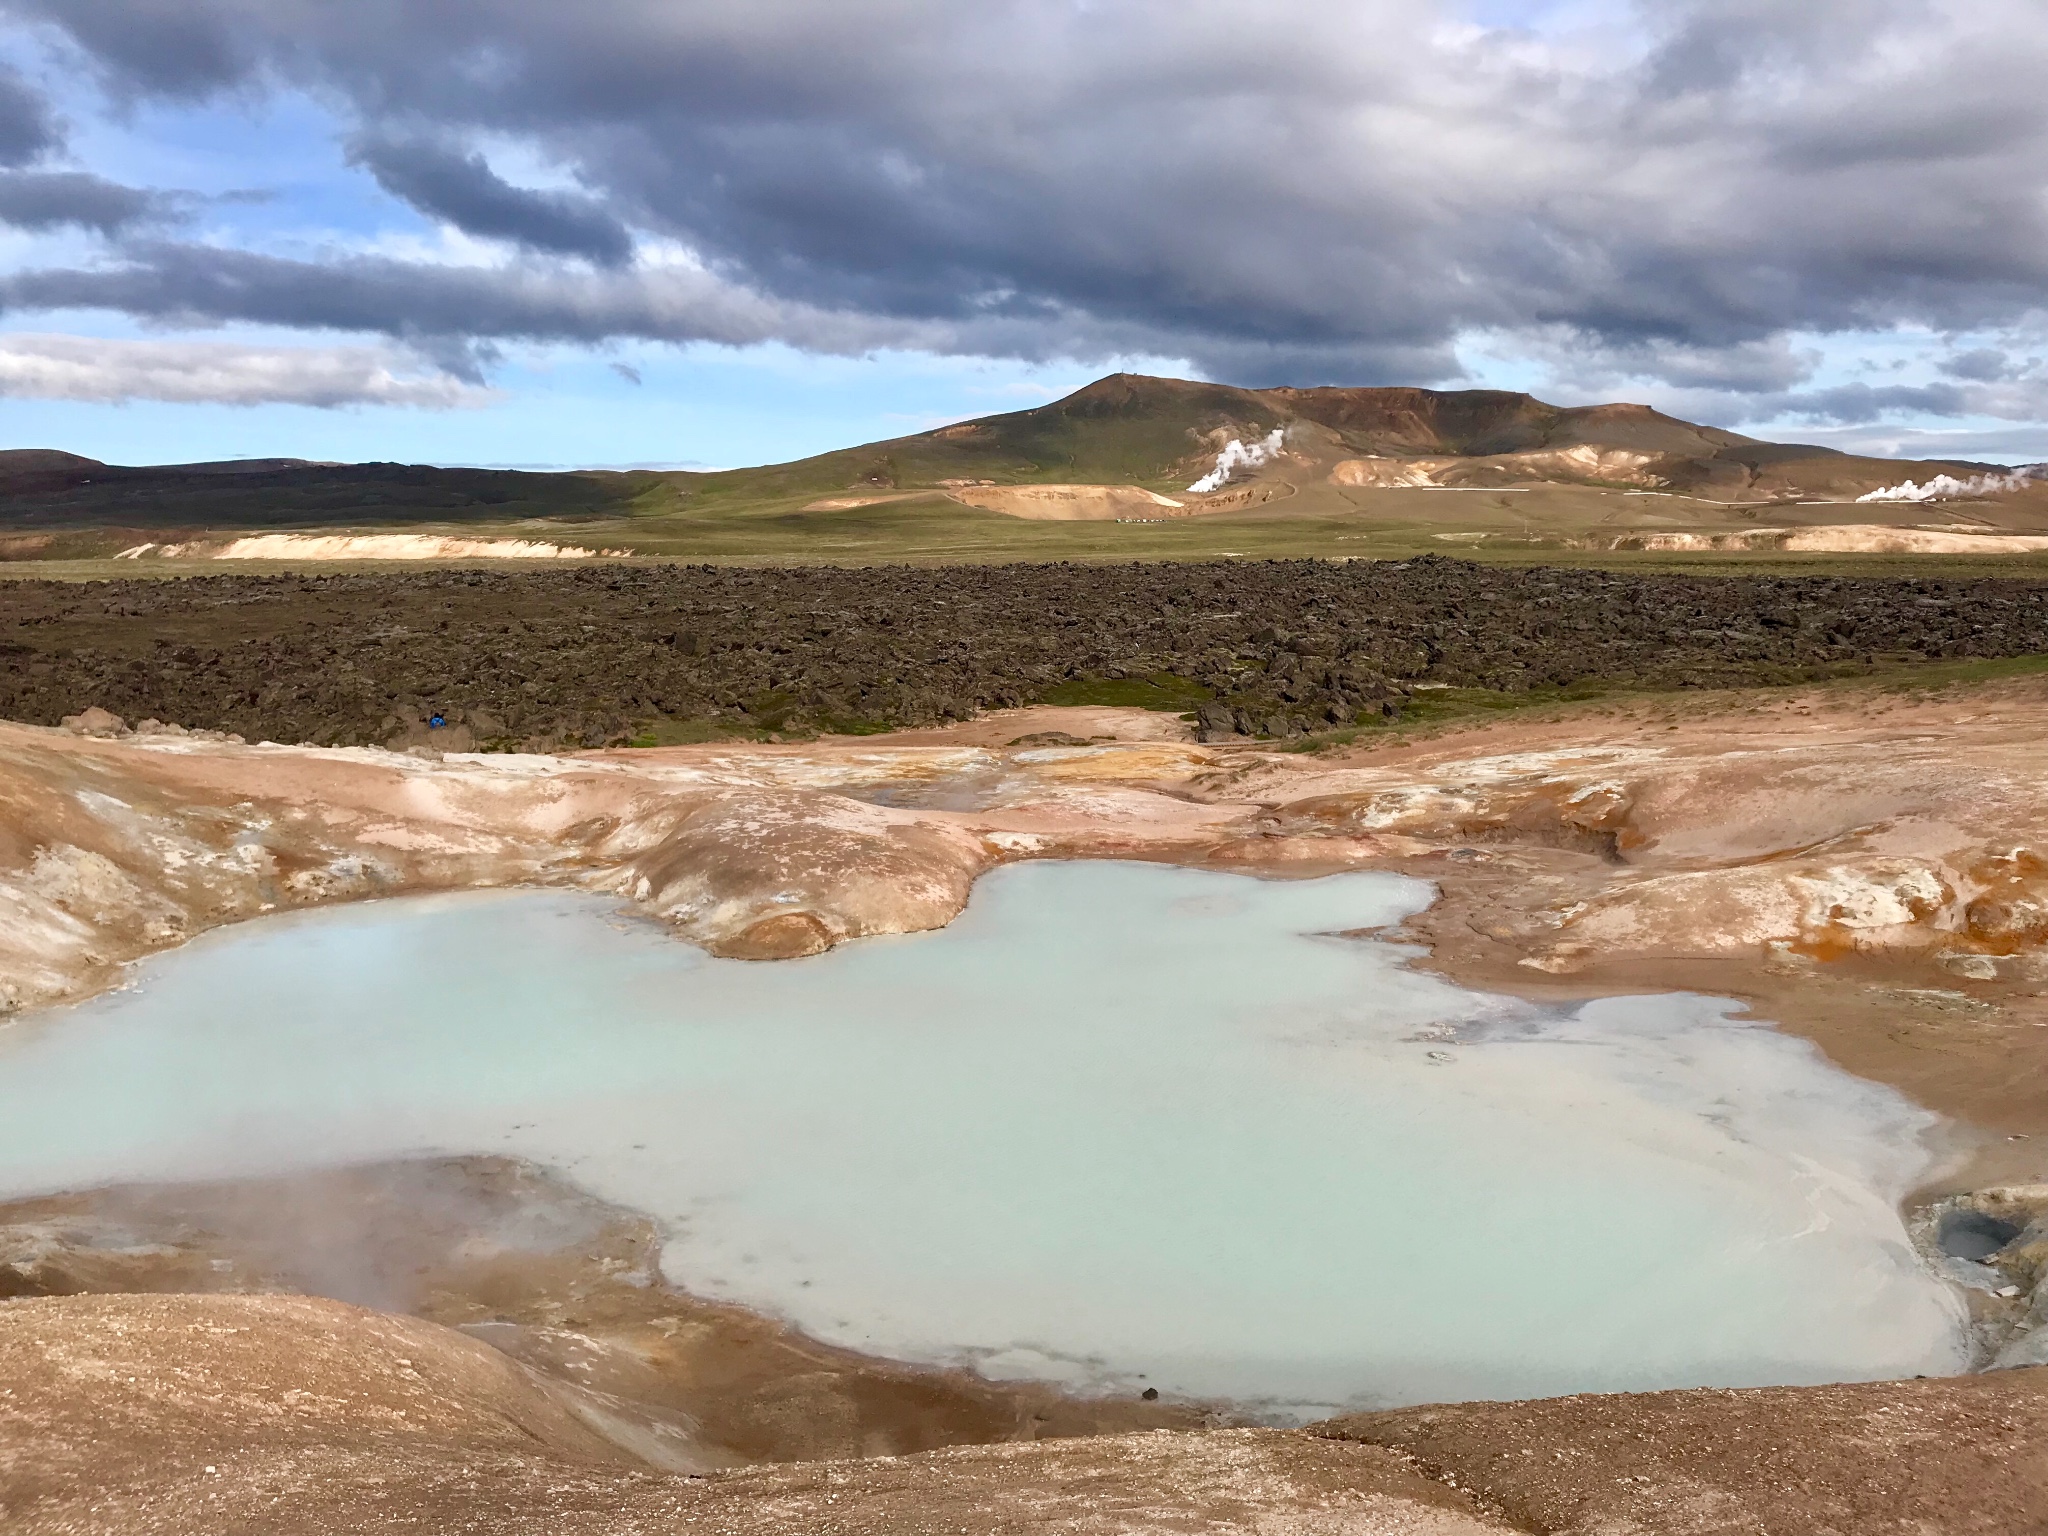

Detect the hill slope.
[
  {"left": 0, "top": 450, "right": 659, "bottom": 533},
  {"left": 670, "top": 373, "right": 1994, "bottom": 513},
  {"left": 0, "top": 375, "right": 2021, "bottom": 558}
]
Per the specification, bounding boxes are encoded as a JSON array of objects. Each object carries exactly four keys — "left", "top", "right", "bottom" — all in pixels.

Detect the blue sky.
[
  {"left": 0, "top": 331, "right": 1164, "bottom": 470},
  {"left": 0, "top": 0, "right": 2044, "bottom": 469},
  {"left": 0, "top": 67, "right": 1188, "bottom": 465}
]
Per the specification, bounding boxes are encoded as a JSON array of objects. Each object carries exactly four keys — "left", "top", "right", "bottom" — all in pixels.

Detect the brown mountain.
[
  {"left": 0, "top": 373, "right": 2005, "bottom": 535},
  {"left": 672, "top": 373, "right": 1999, "bottom": 509}
]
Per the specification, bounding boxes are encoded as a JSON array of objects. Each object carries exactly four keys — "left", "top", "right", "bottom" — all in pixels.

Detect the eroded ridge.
[{"left": 12, "top": 683, "right": 2048, "bottom": 1040}]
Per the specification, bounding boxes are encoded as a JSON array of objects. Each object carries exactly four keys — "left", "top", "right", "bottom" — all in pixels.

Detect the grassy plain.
[{"left": 14, "top": 477, "right": 2048, "bottom": 583}]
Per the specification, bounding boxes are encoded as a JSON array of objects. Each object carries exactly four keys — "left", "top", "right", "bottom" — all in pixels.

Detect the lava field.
[{"left": 4, "top": 557, "right": 2047, "bottom": 750}]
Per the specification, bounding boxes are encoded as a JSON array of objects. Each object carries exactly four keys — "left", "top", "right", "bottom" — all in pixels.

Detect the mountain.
[
  {"left": 673, "top": 374, "right": 1990, "bottom": 509},
  {"left": 0, "top": 450, "right": 657, "bottom": 531},
  {"left": 0, "top": 374, "right": 2009, "bottom": 539}
]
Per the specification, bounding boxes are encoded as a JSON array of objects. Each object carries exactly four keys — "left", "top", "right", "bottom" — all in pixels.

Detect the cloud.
[
  {"left": 0, "top": 169, "right": 179, "bottom": 234},
  {"left": 1765, "top": 382, "right": 1974, "bottom": 425},
  {"left": 346, "top": 131, "right": 635, "bottom": 266},
  {"left": 1733, "top": 369, "right": 2048, "bottom": 428},
  {"left": 1471, "top": 327, "right": 1828, "bottom": 399},
  {"left": 1943, "top": 348, "right": 2017, "bottom": 384},
  {"left": 0, "top": 241, "right": 951, "bottom": 352},
  {"left": 0, "top": 0, "right": 2044, "bottom": 397},
  {"left": 0, "top": 62, "right": 183, "bottom": 234},
  {"left": 0, "top": 64, "right": 59, "bottom": 167},
  {"left": 0, "top": 333, "right": 497, "bottom": 407},
  {"left": 608, "top": 360, "right": 641, "bottom": 384},
  {"left": 0, "top": 238, "right": 1356, "bottom": 369},
  {"left": 1772, "top": 421, "right": 2048, "bottom": 464}
]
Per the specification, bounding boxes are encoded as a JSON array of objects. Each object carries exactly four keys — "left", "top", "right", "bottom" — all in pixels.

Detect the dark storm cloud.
[
  {"left": 346, "top": 131, "right": 634, "bottom": 266},
  {"left": 0, "top": 62, "right": 57, "bottom": 165},
  {"left": 1944, "top": 349, "right": 2020, "bottom": 385},
  {"left": 0, "top": 241, "right": 934, "bottom": 349},
  {"left": 4, "top": 0, "right": 2047, "bottom": 392},
  {"left": 0, "top": 60, "right": 183, "bottom": 232},
  {"left": 0, "top": 168, "right": 173, "bottom": 232},
  {"left": 0, "top": 237, "right": 1463, "bottom": 388},
  {"left": 1767, "top": 382, "right": 1973, "bottom": 425}
]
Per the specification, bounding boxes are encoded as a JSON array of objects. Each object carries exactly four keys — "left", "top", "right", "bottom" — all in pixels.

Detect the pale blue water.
[{"left": 0, "top": 862, "right": 1967, "bottom": 1416}]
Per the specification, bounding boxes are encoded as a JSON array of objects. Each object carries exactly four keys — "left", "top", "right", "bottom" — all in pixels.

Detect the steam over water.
[{"left": 0, "top": 864, "right": 1966, "bottom": 1417}]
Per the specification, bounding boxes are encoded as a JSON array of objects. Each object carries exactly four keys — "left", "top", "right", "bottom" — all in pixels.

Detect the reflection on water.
[{"left": 0, "top": 863, "right": 1968, "bottom": 1418}]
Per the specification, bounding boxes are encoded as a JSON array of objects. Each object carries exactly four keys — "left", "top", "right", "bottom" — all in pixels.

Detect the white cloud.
[{"left": 0, "top": 332, "right": 496, "bottom": 407}]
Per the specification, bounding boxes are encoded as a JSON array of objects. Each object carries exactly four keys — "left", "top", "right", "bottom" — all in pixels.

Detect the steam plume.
[
  {"left": 1857, "top": 466, "right": 2046, "bottom": 503},
  {"left": 1189, "top": 428, "right": 1286, "bottom": 493}
]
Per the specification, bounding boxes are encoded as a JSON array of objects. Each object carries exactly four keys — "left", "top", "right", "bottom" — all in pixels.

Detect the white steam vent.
[
  {"left": 1857, "top": 466, "right": 2046, "bottom": 503},
  {"left": 1189, "top": 427, "right": 1286, "bottom": 493}
]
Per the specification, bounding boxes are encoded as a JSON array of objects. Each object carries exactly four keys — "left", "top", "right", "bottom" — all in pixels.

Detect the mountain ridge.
[
  {"left": 673, "top": 372, "right": 1987, "bottom": 508},
  {"left": 0, "top": 372, "right": 2011, "bottom": 535}
]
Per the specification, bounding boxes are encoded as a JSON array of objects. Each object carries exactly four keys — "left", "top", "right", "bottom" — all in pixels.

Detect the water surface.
[{"left": 0, "top": 862, "right": 1966, "bottom": 1415}]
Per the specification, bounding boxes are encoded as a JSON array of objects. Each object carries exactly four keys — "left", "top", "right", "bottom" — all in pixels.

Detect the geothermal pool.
[{"left": 0, "top": 863, "right": 1968, "bottom": 1416}]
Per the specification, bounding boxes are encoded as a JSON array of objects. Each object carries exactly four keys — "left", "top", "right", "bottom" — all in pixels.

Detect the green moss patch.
[{"left": 1037, "top": 673, "right": 1214, "bottom": 712}]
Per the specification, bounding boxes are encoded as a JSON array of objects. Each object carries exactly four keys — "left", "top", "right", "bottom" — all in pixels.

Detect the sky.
[{"left": 0, "top": 0, "right": 2044, "bottom": 470}]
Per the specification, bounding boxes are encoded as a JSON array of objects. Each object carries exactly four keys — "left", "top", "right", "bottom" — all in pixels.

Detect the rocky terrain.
[{"left": 6, "top": 558, "right": 2048, "bottom": 749}]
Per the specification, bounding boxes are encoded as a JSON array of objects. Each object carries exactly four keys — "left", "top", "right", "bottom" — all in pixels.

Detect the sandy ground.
[
  {"left": 1615, "top": 524, "right": 2048, "bottom": 554},
  {"left": 0, "top": 1291, "right": 1518, "bottom": 1536},
  {"left": 4, "top": 1289, "right": 2041, "bottom": 1535},
  {"left": 945, "top": 484, "right": 1193, "bottom": 519},
  {"left": 783, "top": 701, "right": 1199, "bottom": 746},
  {"left": 114, "top": 534, "right": 620, "bottom": 561}
]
